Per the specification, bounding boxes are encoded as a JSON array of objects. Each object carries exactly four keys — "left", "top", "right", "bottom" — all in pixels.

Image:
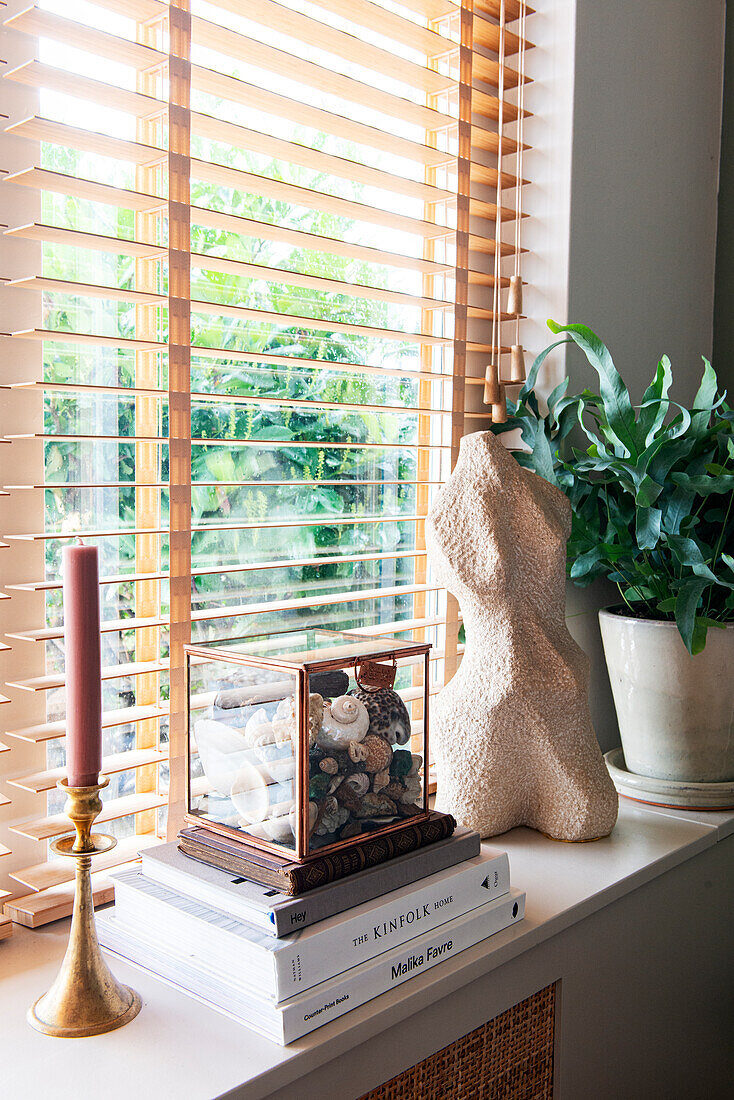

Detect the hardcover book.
[
  {"left": 98, "top": 888, "right": 526, "bottom": 1045},
  {"left": 143, "top": 827, "right": 481, "bottom": 936},
  {"left": 178, "top": 810, "right": 456, "bottom": 895},
  {"left": 110, "top": 846, "right": 511, "bottom": 1002}
]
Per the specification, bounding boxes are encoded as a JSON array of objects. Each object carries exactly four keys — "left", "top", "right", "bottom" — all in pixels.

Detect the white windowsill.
[{"left": 0, "top": 798, "right": 732, "bottom": 1099}]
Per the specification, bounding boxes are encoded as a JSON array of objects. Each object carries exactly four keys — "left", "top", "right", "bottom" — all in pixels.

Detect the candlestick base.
[{"left": 27, "top": 777, "right": 142, "bottom": 1038}]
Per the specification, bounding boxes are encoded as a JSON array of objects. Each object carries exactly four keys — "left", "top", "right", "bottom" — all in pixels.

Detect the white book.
[
  {"left": 141, "top": 829, "right": 481, "bottom": 936},
  {"left": 98, "top": 888, "right": 525, "bottom": 1045},
  {"left": 109, "top": 849, "right": 510, "bottom": 1002}
]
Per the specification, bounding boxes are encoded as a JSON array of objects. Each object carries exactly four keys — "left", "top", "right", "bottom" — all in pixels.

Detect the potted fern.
[{"left": 491, "top": 322, "right": 734, "bottom": 783}]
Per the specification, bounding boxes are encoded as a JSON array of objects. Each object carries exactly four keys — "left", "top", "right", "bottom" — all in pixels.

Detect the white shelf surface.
[{"left": 0, "top": 798, "right": 731, "bottom": 1100}]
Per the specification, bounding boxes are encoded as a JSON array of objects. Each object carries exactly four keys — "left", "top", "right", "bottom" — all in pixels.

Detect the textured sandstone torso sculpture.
[{"left": 426, "top": 431, "right": 618, "bottom": 841}]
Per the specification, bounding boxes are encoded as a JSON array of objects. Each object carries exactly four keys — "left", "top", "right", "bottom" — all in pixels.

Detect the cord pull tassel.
[
  {"left": 510, "top": 344, "right": 526, "bottom": 382},
  {"left": 483, "top": 365, "right": 500, "bottom": 404},
  {"left": 507, "top": 274, "right": 523, "bottom": 316},
  {"left": 491, "top": 388, "right": 508, "bottom": 423}
]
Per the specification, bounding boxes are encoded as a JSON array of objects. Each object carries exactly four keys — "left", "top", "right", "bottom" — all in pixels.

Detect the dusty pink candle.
[{"left": 62, "top": 542, "right": 103, "bottom": 787}]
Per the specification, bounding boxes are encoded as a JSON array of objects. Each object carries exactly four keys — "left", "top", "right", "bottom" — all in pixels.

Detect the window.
[{"left": 0, "top": 0, "right": 532, "bottom": 923}]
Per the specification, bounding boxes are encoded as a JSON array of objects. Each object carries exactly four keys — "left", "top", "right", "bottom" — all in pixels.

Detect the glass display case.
[{"left": 185, "top": 629, "right": 431, "bottom": 860}]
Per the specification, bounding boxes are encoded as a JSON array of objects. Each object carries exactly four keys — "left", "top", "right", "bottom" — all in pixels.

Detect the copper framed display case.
[{"left": 184, "top": 629, "right": 431, "bottom": 861}]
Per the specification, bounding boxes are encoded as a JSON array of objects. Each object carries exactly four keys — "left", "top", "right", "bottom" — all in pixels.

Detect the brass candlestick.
[{"left": 28, "top": 776, "right": 142, "bottom": 1037}]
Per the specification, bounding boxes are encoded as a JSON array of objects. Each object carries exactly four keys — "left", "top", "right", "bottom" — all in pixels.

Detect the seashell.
[
  {"left": 349, "top": 687, "right": 411, "bottom": 746},
  {"left": 384, "top": 780, "right": 406, "bottom": 803},
  {"left": 328, "top": 775, "right": 344, "bottom": 794},
  {"left": 335, "top": 780, "right": 362, "bottom": 813},
  {"left": 348, "top": 741, "right": 368, "bottom": 764},
  {"left": 252, "top": 732, "right": 295, "bottom": 785},
  {"left": 274, "top": 693, "right": 324, "bottom": 747},
  {"left": 193, "top": 719, "right": 251, "bottom": 797},
  {"left": 345, "top": 773, "right": 370, "bottom": 797},
  {"left": 355, "top": 792, "right": 397, "bottom": 818},
  {"left": 362, "top": 734, "right": 393, "bottom": 774},
  {"left": 316, "top": 694, "right": 369, "bottom": 751},
  {"left": 397, "top": 801, "right": 423, "bottom": 817},
  {"left": 402, "top": 776, "right": 422, "bottom": 804},
  {"left": 408, "top": 754, "right": 422, "bottom": 777},
  {"left": 259, "top": 809, "right": 294, "bottom": 843},
  {"left": 319, "top": 756, "right": 338, "bottom": 775},
  {"left": 289, "top": 801, "right": 318, "bottom": 840},
  {"left": 245, "top": 708, "right": 276, "bottom": 746},
  {"left": 315, "top": 798, "right": 350, "bottom": 836},
  {"left": 230, "top": 760, "right": 271, "bottom": 823},
  {"left": 372, "top": 768, "right": 391, "bottom": 793},
  {"left": 340, "top": 821, "right": 363, "bottom": 840}
]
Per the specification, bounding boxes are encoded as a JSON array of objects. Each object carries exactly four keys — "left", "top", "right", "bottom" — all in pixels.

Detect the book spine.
[
  {"left": 287, "top": 814, "right": 457, "bottom": 893},
  {"left": 111, "top": 878, "right": 277, "bottom": 997},
  {"left": 97, "top": 916, "right": 286, "bottom": 1044},
  {"left": 272, "top": 853, "right": 511, "bottom": 994},
  {"left": 270, "top": 830, "right": 481, "bottom": 936},
  {"left": 100, "top": 890, "right": 525, "bottom": 1045},
  {"left": 139, "top": 857, "right": 272, "bottom": 933},
  {"left": 280, "top": 890, "right": 525, "bottom": 1042}
]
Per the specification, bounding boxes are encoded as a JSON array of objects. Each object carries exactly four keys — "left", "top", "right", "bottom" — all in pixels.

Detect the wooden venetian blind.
[{"left": 0, "top": 0, "right": 533, "bottom": 921}]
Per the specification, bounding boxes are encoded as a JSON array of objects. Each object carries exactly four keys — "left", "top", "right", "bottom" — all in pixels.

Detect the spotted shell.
[
  {"left": 316, "top": 694, "right": 369, "bottom": 750},
  {"left": 349, "top": 687, "right": 411, "bottom": 746},
  {"left": 362, "top": 733, "right": 393, "bottom": 774}
]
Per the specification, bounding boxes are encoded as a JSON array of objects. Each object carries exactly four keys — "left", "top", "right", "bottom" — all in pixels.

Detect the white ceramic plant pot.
[{"left": 599, "top": 608, "right": 734, "bottom": 782}]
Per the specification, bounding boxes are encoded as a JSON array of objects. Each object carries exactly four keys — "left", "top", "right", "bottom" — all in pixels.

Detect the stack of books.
[{"left": 97, "top": 818, "right": 525, "bottom": 1045}]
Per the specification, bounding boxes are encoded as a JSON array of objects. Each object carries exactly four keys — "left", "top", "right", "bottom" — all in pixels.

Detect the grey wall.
[
  {"left": 568, "top": 0, "right": 724, "bottom": 405},
  {"left": 564, "top": 0, "right": 725, "bottom": 750},
  {"left": 714, "top": 0, "right": 734, "bottom": 391}
]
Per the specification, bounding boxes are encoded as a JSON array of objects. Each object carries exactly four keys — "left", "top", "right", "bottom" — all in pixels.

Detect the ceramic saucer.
[{"left": 604, "top": 748, "right": 734, "bottom": 810}]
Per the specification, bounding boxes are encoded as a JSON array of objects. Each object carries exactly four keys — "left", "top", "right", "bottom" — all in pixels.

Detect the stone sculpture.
[{"left": 426, "top": 431, "right": 618, "bottom": 841}]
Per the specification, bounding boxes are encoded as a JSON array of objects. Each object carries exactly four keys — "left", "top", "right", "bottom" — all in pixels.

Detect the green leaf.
[
  {"left": 635, "top": 506, "right": 662, "bottom": 549},
  {"left": 638, "top": 356, "right": 672, "bottom": 444},
  {"left": 250, "top": 425, "right": 295, "bottom": 441},
  {"left": 530, "top": 424, "right": 559, "bottom": 486},
  {"left": 690, "top": 616, "right": 709, "bottom": 656},
  {"left": 547, "top": 320, "right": 640, "bottom": 458},
  {"left": 666, "top": 536, "right": 717, "bottom": 582},
  {"left": 634, "top": 474, "right": 664, "bottom": 507},
  {"left": 670, "top": 472, "right": 734, "bottom": 496},
  {"left": 569, "top": 546, "right": 603, "bottom": 579},
  {"left": 519, "top": 338, "right": 571, "bottom": 401},
  {"left": 690, "top": 358, "right": 719, "bottom": 437},
  {"left": 674, "top": 578, "right": 709, "bottom": 654}
]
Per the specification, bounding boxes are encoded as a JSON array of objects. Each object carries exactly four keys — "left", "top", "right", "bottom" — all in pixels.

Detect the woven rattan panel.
[{"left": 358, "top": 983, "right": 556, "bottom": 1100}]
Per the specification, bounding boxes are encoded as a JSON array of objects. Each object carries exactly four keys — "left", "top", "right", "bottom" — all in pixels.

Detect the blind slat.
[
  {"left": 8, "top": 550, "right": 430, "bottom": 598},
  {"left": 10, "top": 377, "right": 458, "bottom": 417},
  {"left": 200, "top": 0, "right": 456, "bottom": 95},
  {"left": 191, "top": 13, "right": 460, "bottom": 130},
  {"left": 9, "top": 835, "right": 159, "bottom": 893},
  {"left": 5, "top": 706, "right": 169, "bottom": 744},
  {"left": 5, "top": 7, "right": 167, "bottom": 70},
  {"left": 10, "top": 793, "right": 168, "bottom": 841},
  {"left": 192, "top": 64, "right": 456, "bottom": 170},
  {"left": 9, "top": 749, "right": 168, "bottom": 794}
]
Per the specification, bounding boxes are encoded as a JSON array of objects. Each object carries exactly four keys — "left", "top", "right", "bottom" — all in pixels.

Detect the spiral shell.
[
  {"left": 345, "top": 772, "right": 370, "bottom": 797},
  {"left": 316, "top": 694, "right": 369, "bottom": 750}
]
